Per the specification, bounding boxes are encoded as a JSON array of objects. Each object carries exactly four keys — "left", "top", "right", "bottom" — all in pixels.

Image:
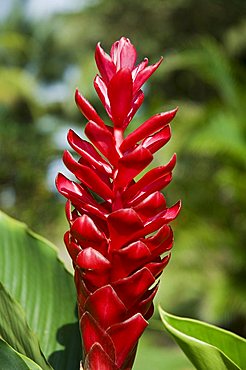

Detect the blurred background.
[{"left": 0, "top": 0, "right": 245, "bottom": 368}]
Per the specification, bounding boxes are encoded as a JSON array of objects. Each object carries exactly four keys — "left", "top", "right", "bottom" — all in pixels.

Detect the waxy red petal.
[
  {"left": 120, "top": 345, "right": 138, "bottom": 370},
  {"left": 84, "top": 343, "right": 118, "bottom": 370},
  {"left": 84, "top": 285, "right": 127, "bottom": 330},
  {"left": 111, "top": 241, "right": 151, "bottom": 280},
  {"left": 145, "top": 226, "right": 173, "bottom": 257},
  {"left": 75, "top": 269, "right": 91, "bottom": 308},
  {"left": 112, "top": 268, "right": 155, "bottom": 309},
  {"left": 71, "top": 214, "right": 105, "bottom": 244},
  {"left": 124, "top": 154, "right": 176, "bottom": 205},
  {"left": 145, "top": 224, "right": 171, "bottom": 245},
  {"left": 145, "top": 255, "right": 171, "bottom": 278},
  {"left": 132, "top": 58, "right": 148, "bottom": 80},
  {"left": 68, "top": 129, "right": 112, "bottom": 175},
  {"left": 56, "top": 173, "right": 95, "bottom": 204},
  {"left": 81, "top": 312, "right": 116, "bottom": 362},
  {"left": 119, "top": 201, "right": 181, "bottom": 243},
  {"left": 82, "top": 313, "right": 117, "bottom": 364},
  {"left": 143, "top": 304, "right": 154, "bottom": 321},
  {"left": 108, "top": 68, "right": 133, "bottom": 127},
  {"left": 94, "top": 75, "right": 111, "bottom": 116},
  {"left": 133, "top": 57, "right": 163, "bottom": 95},
  {"left": 76, "top": 247, "right": 111, "bottom": 272},
  {"left": 129, "top": 173, "right": 172, "bottom": 207},
  {"left": 146, "top": 200, "right": 181, "bottom": 225},
  {"left": 56, "top": 173, "right": 107, "bottom": 220},
  {"left": 133, "top": 285, "right": 158, "bottom": 319},
  {"left": 64, "top": 200, "right": 73, "bottom": 224},
  {"left": 85, "top": 121, "right": 119, "bottom": 165},
  {"left": 110, "top": 37, "right": 137, "bottom": 71},
  {"left": 142, "top": 201, "right": 181, "bottom": 237},
  {"left": 107, "top": 208, "right": 144, "bottom": 250},
  {"left": 63, "top": 150, "right": 113, "bottom": 201},
  {"left": 133, "top": 191, "right": 166, "bottom": 222},
  {"left": 77, "top": 155, "right": 112, "bottom": 188},
  {"left": 95, "top": 43, "right": 116, "bottom": 84},
  {"left": 75, "top": 89, "right": 105, "bottom": 128},
  {"left": 107, "top": 314, "right": 147, "bottom": 368},
  {"left": 64, "top": 231, "right": 81, "bottom": 261},
  {"left": 114, "top": 146, "right": 153, "bottom": 189},
  {"left": 77, "top": 248, "right": 111, "bottom": 292},
  {"left": 142, "top": 125, "right": 171, "bottom": 154},
  {"left": 125, "top": 90, "right": 145, "bottom": 126},
  {"left": 120, "top": 109, "right": 177, "bottom": 152}
]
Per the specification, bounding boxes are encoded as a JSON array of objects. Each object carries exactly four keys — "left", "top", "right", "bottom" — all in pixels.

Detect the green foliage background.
[{"left": 0, "top": 0, "right": 245, "bottom": 368}]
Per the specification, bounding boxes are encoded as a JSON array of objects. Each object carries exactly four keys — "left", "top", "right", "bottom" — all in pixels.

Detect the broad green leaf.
[
  {"left": 0, "top": 211, "right": 82, "bottom": 370},
  {"left": 159, "top": 307, "right": 246, "bottom": 370},
  {"left": 20, "top": 355, "right": 45, "bottom": 370},
  {"left": 0, "top": 339, "right": 43, "bottom": 370},
  {"left": 0, "top": 339, "right": 30, "bottom": 370},
  {"left": 0, "top": 282, "right": 50, "bottom": 369}
]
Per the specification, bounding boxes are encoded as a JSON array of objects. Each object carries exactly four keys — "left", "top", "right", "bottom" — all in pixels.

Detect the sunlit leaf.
[
  {"left": 0, "top": 282, "right": 51, "bottom": 369},
  {"left": 159, "top": 307, "right": 246, "bottom": 370},
  {"left": 0, "top": 211, "right": 82, "bottom": 370},
  {"left": 0, "top": 339, "right": 43, "bottom": 370}
]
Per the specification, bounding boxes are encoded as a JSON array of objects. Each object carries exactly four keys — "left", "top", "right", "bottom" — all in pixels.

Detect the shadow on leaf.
[{"left": 49, "top": 319, "right": 82, "bottom": 370}]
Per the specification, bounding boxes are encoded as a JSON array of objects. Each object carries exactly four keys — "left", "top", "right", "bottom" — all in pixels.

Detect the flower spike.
[{"left": 56, "top": 36, "right": 180, "bottom": 370}]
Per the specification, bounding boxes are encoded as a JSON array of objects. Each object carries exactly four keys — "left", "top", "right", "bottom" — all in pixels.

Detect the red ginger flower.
[{"left": 56, "top": 37, "right": 181, "bottom": 370}]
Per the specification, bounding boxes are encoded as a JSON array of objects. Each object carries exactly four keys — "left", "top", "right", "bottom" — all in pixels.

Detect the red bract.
[{"left": 56, "top": 37, "right": 180, "bottom": 370}]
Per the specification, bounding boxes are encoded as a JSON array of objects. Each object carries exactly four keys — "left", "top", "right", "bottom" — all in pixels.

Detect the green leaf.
[
  {"left": 20, "top": 355, "right": 45, "bottom": 370},
  {"left": 159, "top": 307, "right": 246, "bottom": 370},
  {"left": 0, "top": 339, "right": 43, "bottom": 370},
  {"left": 0, "top": 211, "right": 82, "bottom": 370},
  {"left": 0, "top": 282, "right": 51, "bottom": 369},
  {"left": 0, "top": 339, "right": 31, "bottom": 370}
]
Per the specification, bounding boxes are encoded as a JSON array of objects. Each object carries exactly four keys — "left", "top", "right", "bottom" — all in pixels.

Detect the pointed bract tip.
[
  {"left": 67, "top": 128, "right": 73, "bottom": 139},
  {"left": 95, "top": 41, "right": 104, "bottom": 52},
  {"left": 55, "top": 173, "right": 61, "bottom": 190},
  {"left": 95, "top": 42, "right": 104, "bottom": 55},
  {"left": 75, "top": 88, "right": 81, "bottom": 103},
  {"left": 169, "top": 107, "right": 179, "bottom": 118},
  {"left": 153, "top": 56, "right": 164, "bottom": 69}
]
